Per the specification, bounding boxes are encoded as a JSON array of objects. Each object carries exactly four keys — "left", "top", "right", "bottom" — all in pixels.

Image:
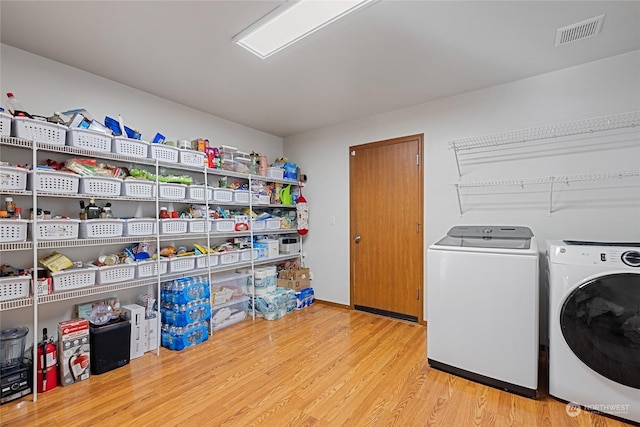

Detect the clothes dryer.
[
  {"left": 547, "top": 240, "right": 640, "bottom": 424},
  {"left": 427, "top": 225, "right": 539, "bottom": 398}
]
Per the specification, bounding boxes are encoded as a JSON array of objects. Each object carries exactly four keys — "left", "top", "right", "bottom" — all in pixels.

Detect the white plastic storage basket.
[
  {"left": 79, "top": 219, "right": 124, "bottom": 239},
  {"left": 12, "top": 117, "right": 66, "bottom": 145},
  {"left": 252, "top": 194, "right": 271, "bottom": 205},
  {"left": 239, "top": 248, "right": 258, "bottom": 262},
  {"left": 266, "top": 167, "right": 284, "bottom": 180},
  {"left": 121, "top": 179, "right": 155, "bottom": 198},
  {"left": 266, "top": 218, "right": 281, "bottom": 230},
  {"left": 66, "top": 128, "right": 112, "bottom": 152},
  {"left": 0, "top": 112, "right": 11, "bottom": 136},
  {"left": 28, "top": 170, "right": 79, "bottom": 194},
  {"left": 219, "top": 251, "right": 240, "bottom": 265},
  {"left": 112, "top": 137, "right": 149, "bottom": 157},
  {"left": 93, "top": 263, "right": 135, "bottom": 285},
  {"left": 188, "top": 218, "right": 209, "bottom": 234},
  {"left": 148, "top": 144, "right": 179, "bottom": 163},
  {"left": 0, "top": 219, "right": 28, "bottom": 243},
  {"left": 196, "top": 253, "right": 219, "bottom": 269},
  {"left": 160, "top": 218, "right": 188, "bottom": 235},
  {"left": 136, "top": 259, "right": 168, "bottom": 278},
  {"left": 158, "top": 183, "right": 187, "bottom": 199},
  {"left": 52, "top": 266, "right": 97, "bottom": 292},
  {"left": 79, "top": 176, "right": 122, "bottom": 196},
  {"left": 0, "top": 276, "right": 30, "bottom": 301},
  {"left": 233, "top": 190, "right": 250, "bottom": 204},
  {"left": 251, "top": 219, "right": 266, "bottom": 231},
  {"left": 0, "top": 166, "right": 28, "bottom": 191},
  {"left": 30, "top": 219, "right": 80, "bottom": 240},
  {"left": 212, "top": 188, "right": 233, "bottom": 202},
  {"left": 167, "top": 256, "right": 196, "bottom": 273},
  {"left": 179, "top": 149, "right": 205, "bottom": 167},
  {"left": 186, "top": 185, "right": 211, "bottom": 201},
  {"left": 123, "top": 218, "right": 156, "bottom": 236},
  {"left": 212, "top": 218, "right": 234, "bottom": 233}
]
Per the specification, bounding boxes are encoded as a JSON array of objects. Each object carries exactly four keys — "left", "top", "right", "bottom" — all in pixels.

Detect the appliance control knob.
[
  {"left": 483, "top": 228, "right": 493, "bottom": 234},
  {"left": 621, "top": 250, "right": 640, "bottom": 267}
]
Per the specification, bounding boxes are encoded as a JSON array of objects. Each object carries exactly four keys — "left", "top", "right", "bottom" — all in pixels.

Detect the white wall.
[
  {"left": 284, "top": 50, "right": 640, "bottom": 314},
  {"left": 0, "top": 44, "right": 283, "bottom": 159}
]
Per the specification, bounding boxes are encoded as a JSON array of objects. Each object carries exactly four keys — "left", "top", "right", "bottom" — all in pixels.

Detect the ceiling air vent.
[{"left": 555, "top": 14, "right": 605, "bottom": 47}]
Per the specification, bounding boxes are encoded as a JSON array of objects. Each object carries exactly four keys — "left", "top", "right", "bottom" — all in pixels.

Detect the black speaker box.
[{"left": 89, "top": 318, "right": 131, "bottom": 375}]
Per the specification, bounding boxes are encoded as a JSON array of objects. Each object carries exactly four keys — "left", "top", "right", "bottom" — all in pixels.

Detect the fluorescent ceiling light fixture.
[{"left": 234, "top": 0, "right": 374, "bottom": 59}]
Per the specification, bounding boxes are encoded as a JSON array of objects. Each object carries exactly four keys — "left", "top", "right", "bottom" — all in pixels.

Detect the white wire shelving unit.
[
  {"left": 449, "top": 111, "right": 640, "bottom": 177},
  {"left": 454, "top": 169, "right": 640, "bottom": 216}
]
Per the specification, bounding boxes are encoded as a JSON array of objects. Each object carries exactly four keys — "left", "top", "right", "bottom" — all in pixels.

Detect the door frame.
[{"left": 348, "top": 134, "right": 425, "bottom": 324}]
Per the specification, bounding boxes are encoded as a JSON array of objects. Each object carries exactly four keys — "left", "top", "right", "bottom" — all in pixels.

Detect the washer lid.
[{"left": 436, "top": 225, "right": 533, "bottom": 249}]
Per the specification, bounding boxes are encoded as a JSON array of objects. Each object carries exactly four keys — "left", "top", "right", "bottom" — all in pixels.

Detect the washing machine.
[
  {"left": 547, "top": 240, "right": 640, "bottom": 424},
  {"left": 427, "top": 225, "right": 539, "bottom": 398}
]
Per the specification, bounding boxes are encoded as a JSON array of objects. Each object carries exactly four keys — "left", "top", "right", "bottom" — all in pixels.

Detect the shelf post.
[
  {"left": 549, "top": 177, "right": 555, "bottom": 216},
  {"left": 455, "top": 184, "right": 463, "bottom": 216},
  {"left": 452, "top": 143, "right": 462, "bottom": 178}
]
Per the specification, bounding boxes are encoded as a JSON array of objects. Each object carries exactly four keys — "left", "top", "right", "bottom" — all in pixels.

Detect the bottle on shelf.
[
  {"left": 85, "top": 198, "right": 101, "bottom": 220},
  {"left": 14, "top": 207, "right": 22, "bottom": 219},
  {"left": 159, "top": 207, "right": 170, "bottom": 219},
  {"left": 79, "top": 201, "right": 86, "bottom": 220},
  {"left": 101, "top": 203, "right": 114, "bottom": 219},
  {"left": 5, "top": 92, "right": 31, "bottom": 118},
  {"left": 5, "top": 197, "right": 16, "bottom": 216}
]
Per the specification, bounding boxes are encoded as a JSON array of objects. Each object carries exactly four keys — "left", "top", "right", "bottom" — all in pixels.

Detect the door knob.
[{"left": 354, "top": 235, "right": 361, "bottom": 243}]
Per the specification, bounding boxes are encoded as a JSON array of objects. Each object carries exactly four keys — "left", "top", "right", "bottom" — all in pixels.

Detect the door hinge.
[
  {"left": 416, "top": 288, "right": 420, "bottom": 299},
  {"left": 351, "top": 150, "right": 356, "bottom": 156}
]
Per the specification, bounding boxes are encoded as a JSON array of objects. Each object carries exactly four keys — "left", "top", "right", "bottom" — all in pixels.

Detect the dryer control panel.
[{"left": 548, "top": 240, "right": 640, "bottom": 267}]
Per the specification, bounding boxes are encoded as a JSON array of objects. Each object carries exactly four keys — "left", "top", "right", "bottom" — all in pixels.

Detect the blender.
[{"left": 0, "top": 327, "right": 32, "bottom": 404}]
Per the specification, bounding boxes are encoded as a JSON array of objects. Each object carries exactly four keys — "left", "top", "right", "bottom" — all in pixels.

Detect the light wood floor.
[{"left": 0, "top": 303, "right": 634, "bottom": 426}]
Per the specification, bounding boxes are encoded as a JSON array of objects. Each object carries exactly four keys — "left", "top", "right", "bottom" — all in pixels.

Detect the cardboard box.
[
  {"left": 279, "top": 268, "right": 310, "bottom": 281},
  {"left": 121, "top": 304, "right": 146, "bottom": 359},
  {"left": 58, "top": 318, "right": 90, "bottom": 386},
  {"left": 277, "top": 277, "right": 310, "bottom": 291}
]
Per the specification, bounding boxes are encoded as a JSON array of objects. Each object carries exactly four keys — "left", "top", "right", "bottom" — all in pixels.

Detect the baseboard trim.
[{"left": 314, "top": 299, "right": 350, "bottom": 309}]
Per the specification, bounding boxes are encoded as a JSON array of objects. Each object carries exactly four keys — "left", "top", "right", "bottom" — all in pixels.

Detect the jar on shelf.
[{"left": 159, "top": 207, "right": 170, "bottom": 219}]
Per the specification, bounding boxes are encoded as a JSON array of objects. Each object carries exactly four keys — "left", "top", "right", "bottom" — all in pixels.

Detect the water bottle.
[{"left": 5, "top": 93, "right": 31, "bottom": 118}]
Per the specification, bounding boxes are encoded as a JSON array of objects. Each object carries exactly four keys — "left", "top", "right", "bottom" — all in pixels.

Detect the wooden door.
[{"left": 349, "top": 134, "right": 424, "bottom": 322}]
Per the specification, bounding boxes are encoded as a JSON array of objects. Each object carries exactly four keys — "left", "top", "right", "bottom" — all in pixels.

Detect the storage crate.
[
  {"left": 186, "top": 185, "right": 212, "bottom": 201},
  {"left": 148, "top": 144, "right": 179, "bottom": 163},
  {"left": 0, "top": 219, "right": 28, "bottom": 243},
  {"left": 179, "top": 149, "right": 205, "bottom": 167},
  {"left": 212, "top": 188, "right": 233, "bottom": 202},
  {"left": 0, "top": 166, "right": 28, "bottom": 191},
  {"left": 266, "top": 167, "right": 284, "bottom": 180},
  {"left": 0, "top": 112, "right": 11, "bottom": 136},
  {"left": 167, "top": 256, "right": 196, "bottom": 273},
  {"left": 92, "top": 263, "right": 136, "bottom": 285},
  {"left": 250, "top": 219, "right": 266, "bottom": 231},
  {"left": 12, "top": 117, "right": 66, "bottom": 145},
  {"left": 212, "top": 218, "right": 234, "bottom": 233},
  {"left": 78, "top": 176, "right": 122, "bottom": 196},
  {"left": 252, "top": 193, "right": 271, "bottom": 205},
  {"left": 112, "top": 137, "right": 149, "bottom": 157},
  {"left": 266, "top": 218, "right": 281, "bottom": 230},
  {"left": 123, "top": 218, "right": 156, "bottom": 236},
  {"left": 52, "top": 266, "right": 97, "bottom": 292},
  {"left": 79, "top": 219, "right": 124, "bottom": 239},
  {"left": 30, "top": 219, "right": 80, "bottom": 240},
  {"left": 188, "top": 218, "right": 209, "bottom": 234},
  {"left": 195, "top": 253, "right": 219, "bottom": 269},
  {"left": 160, "top": 218, "right": 188, "bottom": 235},
  {"left": 28, "top": 170, "right": 79, "bottom": 194},
  {"left": 239, "top": 248, "right": 258, "bottom": 262},
  {"left": 218, "top": 251, "right": 240, "bottom": 265},
  {"left": 158, "top": 183, "right": 187, "bottom": 199},
  {"left": 66, "top": 128, "right": 112, "bottom": 152},
  {"left": 121, "top": 179, "right": 156, "bottom": 198},
  {"left": 136, "top": 259, "right": 168, "bottom": 278},
  {"left": 210, "top": 296, "right": 249, "bottom": 331},
  {"left": 234, "top": 190, "right": 249, "bottom": 203},
  {"left": 0, "top": 276, "right": 30, "bottom": 302},
  {"left": 210, "top": 272, "right": 249, "bottom": 302}
]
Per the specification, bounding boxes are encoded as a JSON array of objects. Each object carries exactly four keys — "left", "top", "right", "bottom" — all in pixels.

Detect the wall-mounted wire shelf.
[
  {"left": 448, "top": 111, "right": 640, "bottom": 177},
  {"left": 454, "top": 169, "right": 640, "bottom": 216}
]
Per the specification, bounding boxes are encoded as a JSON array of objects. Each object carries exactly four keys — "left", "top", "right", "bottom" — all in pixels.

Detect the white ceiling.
[{"left": 1, "top": 1, "right": 639, "bottom": 137}]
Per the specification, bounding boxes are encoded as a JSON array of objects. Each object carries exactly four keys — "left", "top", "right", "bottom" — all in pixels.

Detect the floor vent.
[{"left": 555, "top": 14, "right": 605, "bottom": 47}]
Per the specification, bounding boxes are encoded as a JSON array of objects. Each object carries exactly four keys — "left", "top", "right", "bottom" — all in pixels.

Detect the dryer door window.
[{"left": 560, "top": 272, "right": 640, "bottom": 389}]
